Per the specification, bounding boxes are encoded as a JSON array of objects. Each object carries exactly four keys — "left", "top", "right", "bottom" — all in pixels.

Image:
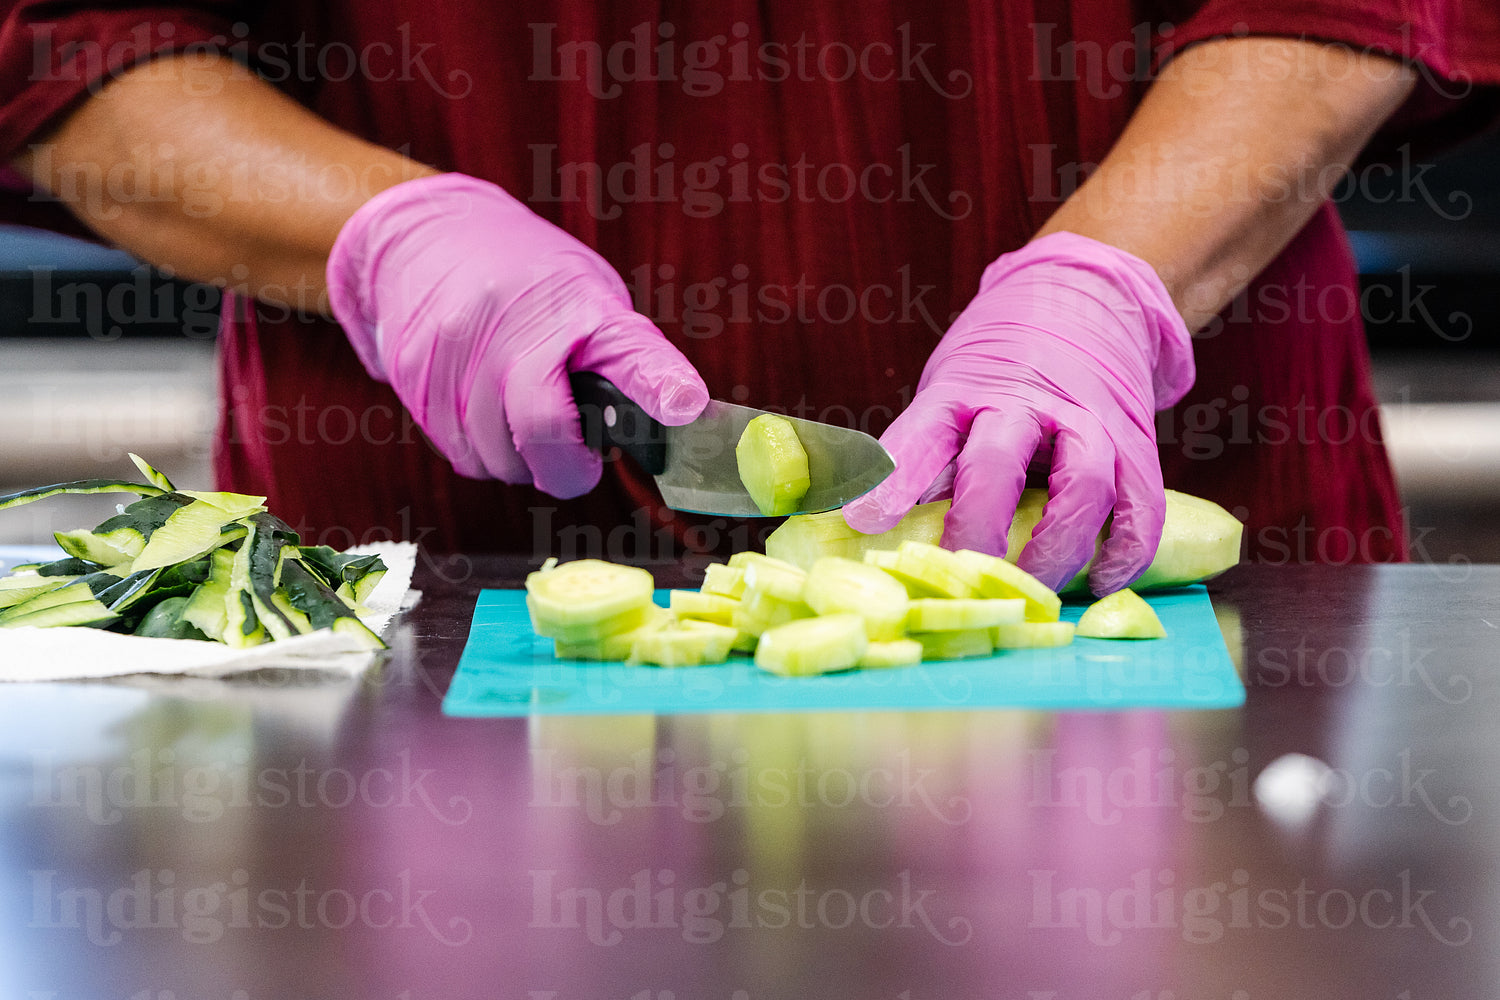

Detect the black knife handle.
[{"left": 568, "top": 371, "right": 668, "bottom": 476}]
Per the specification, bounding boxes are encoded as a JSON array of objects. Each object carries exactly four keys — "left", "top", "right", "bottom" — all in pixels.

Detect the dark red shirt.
[{"left": 2, "top": 1, "right": 1497, "bottom": 563}]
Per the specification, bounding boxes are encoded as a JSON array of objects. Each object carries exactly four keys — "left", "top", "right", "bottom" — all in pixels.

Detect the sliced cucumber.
[
  {"left": 554, "top": 606, "right": 673, "bottom": 660},
  {"left": 730, "top": 588, "right": 814, "bottom": 638},
  {"left": 628, "top": 618, "right": 738, "bottom": 667},
  {"left": 954, "top": 549, "right": 1062, "bottom": 622},
  {"left": 856, "top": 638, "right": 923, "bottom": 669},
  {"left": 525, "top": 559, "right": 655, "bottom": 642},
  {"left": 1075, "top": 589, "right": 1167, "bottom": 639},
  {"left": 736, "top": 413, "right": 811, "bottom": 517},
  {"left": 669, "top": 589, "right": 739, "bottom": 626},
  {"left": 801, "top": 556, "right": 909, "bottom": 641},
  {"left": 906, "top": 597, "right": 1023, "bottom": 632},
  {"left": 912, "top": 628, "right": 994, "bottom": 660},
  {"left": 728, "top": 552, "right": 807, "bottom": 603},
  {"left": 700, "top": 564, "right": 746, "bottom": 599},
  {"left": 882, "top": 541, "right": 981, "bottom": 599},
  {"left": 754, "top": 613, "right": 867, "bottom": 677},
  {"left": 992, "top": 621, "right": 1076, "bottom": 649}
]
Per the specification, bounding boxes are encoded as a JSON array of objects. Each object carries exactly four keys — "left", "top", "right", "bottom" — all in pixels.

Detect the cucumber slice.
[
  {"left": 912, "top": 628, "right": 994, "bottom": 660},
  {"left": 700, "top": 564, "right": 746, "bottom": 599},
  {"left": 736, "top": 413, "right": 811, "bottom": 516},
  {"left": 728, "top": 552, "right": 807, "bottom": 602},
  {"left": 954, "top": 549, "right": 1062, "bottom": 622},
  {"left": 754, "top": 613, "right": 867, "bottom": 677},
  {"left": 525, "top": 559, "right": 655, "bottom": 641},
  {"left": 554, "top": 606, "right": 673, "bottom": 660},
  {"left": 857, "top": 638, "right": 923, "bottom": 669},
  {"left": 765, "top": 499, "right": 947, "bottom": 569},
  {"left": 1075, "top": 589, "right": 1167, "bottom": 639},
  {"left": 730, "top": 588, "right": 813, "bottom": 638},
  {"left": 668, "top": 590, "right": 739, "bottom": 625},
  {"left": 906, "top": 597, "right": 1024, "bottom": 632},
  {"left": 883, "top": 541, "right": 980, "bottom": 598},
  {"left": 628, "top": 618, "right": 738, "bottom": 667},
  {"left": 801, "top": 556, "right": 909, "bottom": 641},
  {"left": 992, "top": 621, "right": 1076, "bottom": 649}
]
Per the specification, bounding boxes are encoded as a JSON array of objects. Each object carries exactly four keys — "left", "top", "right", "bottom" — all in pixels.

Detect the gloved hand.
[
  {"left": 842, "top": 232, "right": 1194, "bottom": 595},
  {"left": 326, "top": 173, "right": 708, "bottom": 498}
]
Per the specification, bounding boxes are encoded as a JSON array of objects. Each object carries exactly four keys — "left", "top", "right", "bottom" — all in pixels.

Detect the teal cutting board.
[{"left": 441, "top": 585, "right": 1243, "bottom": 716}]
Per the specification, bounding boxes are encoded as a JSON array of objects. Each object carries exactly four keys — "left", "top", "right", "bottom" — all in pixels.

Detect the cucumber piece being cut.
[
  {"left": 735, "top": 413, "right": 811, "bottom": 517},
  {"left": 1075, "top": 589, "right": 1167, "bottom": 639},
  {"left": 801, "top": 556, "right": 909, "bottom": 641},
  {"left": 525, "top": 559, "right": 656, "bottom": 643},
  {"left": 754, "top": 613, "right": 868, "bottom": 677}
]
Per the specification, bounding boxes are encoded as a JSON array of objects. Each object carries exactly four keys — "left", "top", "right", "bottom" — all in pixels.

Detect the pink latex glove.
[
  {"left": 326, "top": 173, "right": 708, "bottom": 498},
  {"left": 843, "top": 232, "right": 1194, "bottom": 595}
]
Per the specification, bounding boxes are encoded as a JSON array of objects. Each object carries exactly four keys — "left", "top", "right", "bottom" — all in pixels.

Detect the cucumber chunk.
[
  {"left": 668, "top": 589, "right": 739, "bottom": 626},
  {"left": 856, "top": 638, "right": 923, "bottom": 669},
  {"left": 628, "top": 618, "right": 738, "bottom": 667},
  {"left": 1075, "top": 589, "right": 1167, "bottom": 639},
  {"left": 754, "top": 613, "right": 868, "bottom": 677},
  {"left": 906, "top": 597, "right": 1024, "bottom": 632},
  {"left": 992, "top": 621, "right": 1076, "bottom": 649},
  {"left": 700, "top": 564, "right": 746, "bottom": 599},
  {"left": 801, "top": 556, "right": 909, "bottom": 640},
  {"left": 736, "top": 413, "right": 811, "bottom": 516},
  {"left": 911, "top": 628, "right": 994, "bottom": 660},
  {"left": 728, "top": 552, "right": 807, "bottom": 602},
  {"left": 554, "top": 606, "right": 673, "bottom": 660}
]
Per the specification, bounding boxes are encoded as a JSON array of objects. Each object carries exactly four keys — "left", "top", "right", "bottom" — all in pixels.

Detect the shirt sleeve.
[
  {"left": 0, "top": 2, "right": 242, "bottom": 236},
  {"left": 1159, "top": 0, "right": 1500, "bottom": 153}
]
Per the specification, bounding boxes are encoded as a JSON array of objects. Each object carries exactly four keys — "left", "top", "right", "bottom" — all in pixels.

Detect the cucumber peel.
[{"left": 0, "top": 459, "right": 388, "bottom": 648}]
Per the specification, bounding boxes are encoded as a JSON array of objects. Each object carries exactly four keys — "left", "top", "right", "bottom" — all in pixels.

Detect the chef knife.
[{"left": 569, "top": 372, "right": 895, "bottom": 517}]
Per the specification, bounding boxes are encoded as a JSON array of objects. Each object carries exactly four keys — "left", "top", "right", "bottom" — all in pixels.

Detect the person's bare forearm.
[
  {"left": 1036, "top": 37, "right": 1416, "bottom": 332},
  {"left": 10, "top": 54, "right": 435, "bottom": 312}
]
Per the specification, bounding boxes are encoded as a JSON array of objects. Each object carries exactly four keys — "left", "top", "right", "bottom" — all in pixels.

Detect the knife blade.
[{"left": 569, "top": 372, "right": 895, "bottom": 517}]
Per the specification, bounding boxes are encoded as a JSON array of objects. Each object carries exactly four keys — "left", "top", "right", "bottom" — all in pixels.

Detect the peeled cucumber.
[
  {"left": 525, "top": 559, "right": 655, "bottom": 642},
  {"left": 736, "top": 413, "right": 811, "bottom": 516},
  {"left": 993, "top": 621, "right": 1076, "bottom": 649},
  {"left": 766, "top": 489, "right": 1242, "bottom": 593}
]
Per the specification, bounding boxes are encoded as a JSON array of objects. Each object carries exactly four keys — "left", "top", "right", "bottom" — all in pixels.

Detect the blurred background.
[{"left": 0, "top": 130, "right": 1497, "bottom": 562}]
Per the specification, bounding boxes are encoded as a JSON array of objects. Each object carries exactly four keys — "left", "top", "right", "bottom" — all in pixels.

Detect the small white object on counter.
[{"left": 0, "top": 541, "right": 417, "bottom": 682}]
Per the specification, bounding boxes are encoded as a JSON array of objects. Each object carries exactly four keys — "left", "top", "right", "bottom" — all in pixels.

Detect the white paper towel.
[{"left": 0, "top": 541, "right": 418, "bottom": 681}]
